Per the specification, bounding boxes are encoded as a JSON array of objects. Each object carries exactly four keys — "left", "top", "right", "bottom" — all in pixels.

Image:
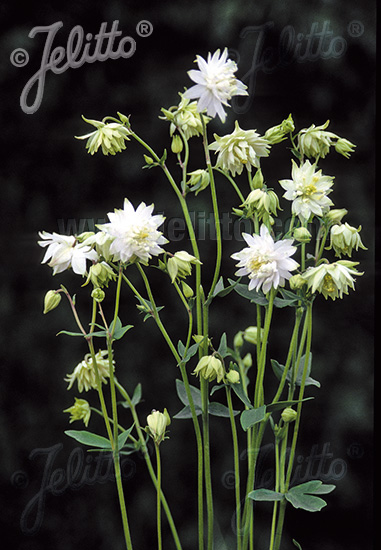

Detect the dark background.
[{"left": 0, "top": 1, "right": 375, "bottom": 549}]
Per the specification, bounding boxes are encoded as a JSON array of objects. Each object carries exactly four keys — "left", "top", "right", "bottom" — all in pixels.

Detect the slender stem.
[
  {"left": 155, "top": 443, "right": 163, "bottom": 550},
  {"left": 269, "top": 437, "right": 281, "bottom": 550},
  {"left": 254, "top": 289, "right": 275, "bottom": 408},
  {"left": 226, "top": 386, "right": 242, "bottom": 550},
  {"left": 115, "top": 379, "right": 183, "bottom": 550},
  {"left": 214, "top": 167, "right": 246, "bottom": 203}
]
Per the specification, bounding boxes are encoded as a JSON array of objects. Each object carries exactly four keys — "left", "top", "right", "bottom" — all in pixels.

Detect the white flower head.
[
  {"left": 75, "top": 116, "right": 131, "bottom": 156},
  {"left": 65, "top": 350, "right": 114, "bottom": 393},
  {"left": 302, "top": 260, "right": 363, "bottom": 300},
  {"left": 209, "top": 121, "right": 270, "bottom": 176},
  {"left": 279, "top": 160, "right": 334, "bottom": 222},
  {"left": 98, "top": 199, "right": 168, "bottom": 264},
  {"left": 38, "top": 232, "right": 98, "bottom": 275},
  {"left": 232, "top": 225, "right": 299, "bottom": 294},
  {"left": 183, "top": 48, "right": 248, "bottom": 122}
]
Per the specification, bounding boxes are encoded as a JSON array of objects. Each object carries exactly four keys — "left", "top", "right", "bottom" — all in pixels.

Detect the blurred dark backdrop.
[{"left": 0, "top": 1, "right": 375, "bottom": 549}]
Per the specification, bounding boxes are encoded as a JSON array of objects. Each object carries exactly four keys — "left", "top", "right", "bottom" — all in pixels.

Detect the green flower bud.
[
  {"left": 171, "top": 134, "right": 183, "bottom": 154},
  {"left": 289, "top": 274, "right": 307, "bottom": 290},
  {"left": 293, "top": 227, "right": 312, "bottom": 243},
  {"left": 264, "top": 115, "right": 294, "bottom": 145},
  {"left": 91, "top": 288, "right": 105, "bottom": 302},
  {"left": 181, "top": 281, "right": 194, "bottom": 298},
  {"left": 243, "top": 326, "right": 263, "bottom": 346},
  {"left": 193, "top": 355, "right": 224, "bottom": 383},
  {"left": 324, "top": 208, "right": 348, "bottom": 225},
  {"left": 334, "top": 137, "right": 356, "bottom": 159},
  {"left": 84, "top": 262, "right": 116, "bottom": 288},
  {"left": 43, "top": 290, "right": 62, "bottom": 314},
  {"left": 242, "top": 353, "right": 253, "bottom": 369},
  {"left": 64, "top": 398, "right": 91, "bottom": 427},
  {"left": 167, "top": 251, "right": 201, "bottom": 282},
  {"left": 147, "top": 409, "right": 171, "bottom": 444},
  {"left": 226, "top": 370, "right": 240, "bottom": 384},
  {"left": 233, "top": 331, "right": 244, "bottom": 350},
  {"left": 144, "top": 154, "right": 155, "bottom": 165},
  {"left": 250, "top": 168, "right": 264, "bottom": 190},
  {"left": 281, "top": 407, "right": 298, "bottom": 423}
]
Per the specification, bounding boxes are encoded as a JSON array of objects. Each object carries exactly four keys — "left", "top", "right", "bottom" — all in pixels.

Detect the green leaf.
[
  {"left": 273, "top": 289, "right": 301, "bottom": 308},
  {"left": 111, "top": 317, "right": 133, "bottom": 340},
  {"left": 131, "top": 383, "right": 142, "bottom": 406},
  {"left": 117, "top": 425, "right": 135, "bottom": 449},
  {"left": 208, "top": 402, "right": 239, "bottom": 417},
  {"left": 230, "top": 377, "right": 253, "bottom": 409},
  {"left": 217, "top": 332, "right": 228, "bottom": 358},
  {"left": 229, "top": 280, "right": 268, "bottom": 306},
  {"left": 292, "top": 539, "right": 303, "bottom": 550},
  {"left": 176, "top": 380, "right": 202, "bottom": 409},
  {"left": 57, "top": 330, "right": 86, "bottom": 337},
  {"left": 248, "top": 488, "right": 284, "bottom": 502},
  {"left": 173, "top": 404, "right": 202, "bottom": 419},
  {"left": 240, "top": 406, "right": 266, "bottom": 431},
  {"left": 271, "top": 354, "right": 320, "bottom": 388},
  {"left": 285, "top": 481, "right": 335, "bottom": 512},
  {"left": 64, "top": 430, "right": 112, "bottom": 449}
]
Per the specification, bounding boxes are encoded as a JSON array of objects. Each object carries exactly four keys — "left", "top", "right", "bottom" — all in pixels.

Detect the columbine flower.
[
  {"left": 98, "top": 199, "right": 168, "bottom": 264},
  {"left": 301, "top": 260, "right": 363, "bottom": 300},
  {"left": 75, "top": 116, "right": 131, "bottom": 155},
  {"left": 327, "top": 223, "right": 367, "bottom": 258},
  {"left": 297, "top": 120, "right": 356, "bottom": 160},
  {"left": 209, "top": 121, "right": 270, "bottom": 176},
  {"left": 193, "top": 355, "right": 225, "bottom": 383},
  {"left": 279, "top": 160, "right": 334, "bottom": 222},
  {"left": 160, "top": 93, "right": 210, "bottom": 140},
  {"left": 65, "top": 350, "right": 113, "bottom": 392},
  {"left": 38, "top": 232, "right": 98, "bottom": 275},
  {"left": 146, "top": 409, "right": 171, "bottom": 444},
  {"left": 186, "top": 169, "right": 210, "bottom": 195},
  {"left": 184, "top": 48, "right": 248, "bottom": 122},
  {"left": 264, "top": 114, "right": 295, "bottom": 144},
  {"left": 242, "top": 188, "right": 280, "bottom": 221},
  {"left": 167, "top": 251, "right": 201, "bottom": 282},
  {"left": 64, "top": 398, "right": 91, "bottom": 427},
  {"left": 231, "top": 225, "right": 298, "bottom": 294}
]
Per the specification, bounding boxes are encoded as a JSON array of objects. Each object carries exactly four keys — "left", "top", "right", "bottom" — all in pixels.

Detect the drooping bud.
[
  {"left": 187, "top": 169, "right": 210, "bottom": 195},
  {"left": 84, "top": 262, "right": 116, "bottom": 288},
  {"left": 193, "top": 355, "right": 224, "bottom": 383},
  {"left": 167, "top": 251, "right": 201, "bottom": 282},
  {"left": 243, "top": 326, "right": 263, "bottom": 346},
  {"left": 293, "top": 227, "right": 312, "bottom": 243},
  {"left": 289, "top": 274, "right": 307, "bottom": 290},
  {"left": 233, "top": 331, "right": 244, "bottom": 350},
  {"left": 147, "top": 409, "right": 171, "bottom": 444},
  {"left": 324, "top": 208, "right": 348, "bottom": 225},
  {"left": 171, "top": 134, "right": 183, "bottom": 154},
  {"left": 281, "top": 407, "right": 298, "bottom": 423},
  {"left": 43, "top": 290, "right": 62, "bottom": 314},
  {"left": 226, "top": 369, "right": 240, "bottom": 384},
  {"left": 334, "top": 137, "right": 356, "bottom": 159},
  {"left": 181, "top": 281, "right": 194, "bottom": 298}
]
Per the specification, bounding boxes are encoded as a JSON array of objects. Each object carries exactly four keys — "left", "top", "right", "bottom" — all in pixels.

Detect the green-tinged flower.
[
  {"left": 167, "top": 251, "right": 201, "bottom": 282},
  {"left": 209, "top": 121, "right": 270, "bottom": 177},
  {"left": 193, "top": 355, "right": 224, "bottom": 383},
  {"left": 289, "top": 274, "right": 307, "bottom": 290},
  {"left": 334, "top": 137, "right": 356, "bottom": 159},
  {"left": 65, "top": 350, "right": 114, "bottom": 392},
  {"left": 324, "top": 208, "right": 348, "bottom": 225},
  {"left": 302, "top": 260, "right": 363, "bottom": 300},
  {"left": 81, "top": 231, "right": 115, "bottom": 263},
  {"left": 75, "top": 115, "right": 131, "bottom": 155},
  {"left": 146, "top": 409, "right": 171, "bottom": 444},
  {"left": 43, "top": 290, "right": 61, "bottom": 314},
  {"left": 293, "top": 227, "right": 312, "bottom": 243},
  {"left": 242, "top": 188, "right": 280, "bottom": 221},
  {"left": 243, "top": 326, "right": 263, "bottom": 346},
  {"left": 298, "top": 120, "right": 355, "bottom": 160},
  {"left": 264, "top": 114, "right": 295, "bottom": 144},
  {"left": 186, "top": 169, "right": 210, "bottom": 195},
  {"left": 160, "top": 93, "right": 210, "bottom": 140},
  {"left": 327, "top": 223, "right": 367, "bottom": 258},
  {"left": 226, "top": 369, "right": 240, "bottom": 384},
  {"left": 279, "top": 160, "right": 334, "bottom": 222},
  {"left": 83, "top": 261, "right": 117, "bottom": 288},
  {"left": 281, "top": 407, "right": 297, "bottom": 423},
  {"left": 64, "top": 398, "right": 91, "bottom": 427}
]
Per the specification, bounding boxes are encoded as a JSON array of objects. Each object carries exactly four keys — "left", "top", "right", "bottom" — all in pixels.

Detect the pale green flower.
[
  {"left": 65, "top": 350, "right": 114, "bottom": 392},
  {"left": 167, "top": 251, "right": 201, "bottom": 282},
  {"left": 298, "top": 120, "right": 356, "bottom": 160},
  {"left": 75, "top": 116, "right": 131, "bottom": 155},
  {"left": 186, "top": 169, "right": 210, "bottom": 195},
  {"left": 160, "top": 93, "right": 209, "bottom": 140},
  {"left": 279, "top": 160, "right": 334, "bottom": 222},
  {"left": 264, "top": 114, "right": 295, "bottom": 144},
  {"left": 327, "top": 223, "right": 367, "bottom": 258},
  {"left": 147, "top": 409, "right": 171, "bottom": 444},
  {"left": 209, "top": 120, "right": 270, "bottom": 176},
  {"left": 193, "top": 355, "right": 224, "bottom": 383},
  {"left": 64, "top": 398, "right": 91, "bottom": 427},
  {"left": 242, "top": 188, "right": 280, "bottom": 221},
  {"left": 302, "top": 260, "right": 363, "bottom": 300}
]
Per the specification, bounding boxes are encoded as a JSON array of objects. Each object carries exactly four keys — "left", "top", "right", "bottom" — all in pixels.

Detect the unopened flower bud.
[
  {"left": 233, "top": 331, "right": 244, "bottom": 350},
  {"left": 144, "top": 154, "right": 155, "bottom": 165},
  {"left": 242, "top": 353, "right": 253, "bottom": 369},
  {"left": 147, "top": 409, "right": 171, "bottom": 444},
  {"left": 293, "top": 227, "right": 312, "bottom": 243},
  {"left": 187, "top": 169, "right": 210, "bottom": 195},
  {"left": 84, "top": 262, "right": 116, "bottom": 288},
  {"left": 334, "top": 137, "right": 356, "bottom": 159},
  {"left": 43, "top": 290, "right": 61, "bottom": 314},
  {"left": 226, "top": 370, "right": 240, "bottom": 384},
  {"left": 250, "top": 168, "right": 264, "bottom": 190},
  {"left": 171, "top": 134, "right": 183, "bottom": 154},
  {"left": 193, "top": 355, "right": 224, "bottom": 383},
  {"left": 324, "top": 208, "right": 348, "bottom": 225},
  {"left": 281, "top": 407, "right": 297, "bottom": 423},
  {"left": 91, "top": 288, "right": 105, "bottom": 302},
  {"left": 289, "top": 274, "right": 307, "bottom": 290},
  {"left": 167, "top": 251, "right": 201, "bottom": 282},
  {"left": 181, "top": 281, "right": 194, "bottom": 298},
  {"left": 243, "top": 326, "right": 262, "bottom": 346}
]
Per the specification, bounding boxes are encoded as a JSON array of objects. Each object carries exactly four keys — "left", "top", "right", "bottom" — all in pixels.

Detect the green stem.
[
  {"left": 226, "top": 386, "right": 242, "bottom": 550},
  {"left": 254, "top": 289, "right": 275, "bottom": 408},
  {"left": 214, "top": 167, "right": 246, "bottom": 203},
  {"left": 155, "top": 443, "right": 163, "bottom": 550}
]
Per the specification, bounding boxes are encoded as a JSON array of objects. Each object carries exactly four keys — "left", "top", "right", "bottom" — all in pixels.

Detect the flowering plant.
[{"left": 38, "top": 49, "right": 365, "bottom": 550}]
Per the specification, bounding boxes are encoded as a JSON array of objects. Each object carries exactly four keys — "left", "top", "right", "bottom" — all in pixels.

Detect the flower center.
[
  {"left": 248, "top": 254, "right": 270, "bottom": 273},
  {"left": 323, "top": 274, "right": 336, "bottom": 293}
]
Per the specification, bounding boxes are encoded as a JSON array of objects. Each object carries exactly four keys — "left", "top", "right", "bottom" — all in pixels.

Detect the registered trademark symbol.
[
  {"left": 347, "top": 442, "right": 364, "bottom": 459},
  {"left": 136, "top": 20, "right": 153, "bottom": 38},
  {"left": 347, "top": 20, "right": 364, "bottom": 38}
]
